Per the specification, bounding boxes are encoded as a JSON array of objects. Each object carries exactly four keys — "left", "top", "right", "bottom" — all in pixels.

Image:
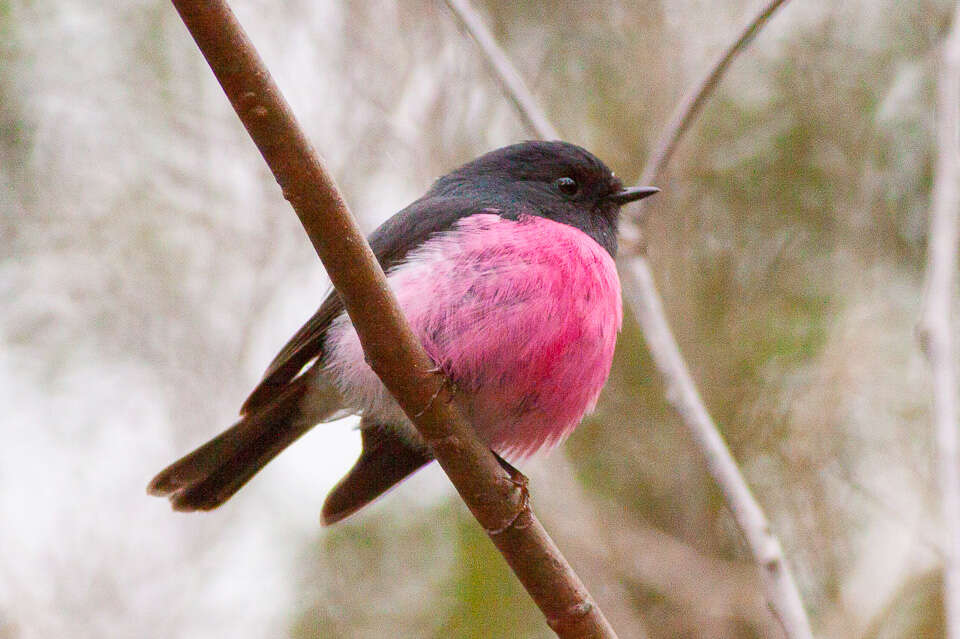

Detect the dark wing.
[{"left": 240, "top": 195, "right": 488, "bottom": 415}]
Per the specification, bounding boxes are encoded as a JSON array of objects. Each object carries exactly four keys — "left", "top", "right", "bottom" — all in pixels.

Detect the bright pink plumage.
[
  {"left": 148, "top": 141, "right": 659, "bottom": 520},
  {"left": 324, "top": 212, "right": 622, "bottom": 457}
]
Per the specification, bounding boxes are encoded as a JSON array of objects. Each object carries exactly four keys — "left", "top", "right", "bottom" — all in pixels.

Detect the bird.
[{"left": 147, "top": 140, "right": 659, "bottom": 525}]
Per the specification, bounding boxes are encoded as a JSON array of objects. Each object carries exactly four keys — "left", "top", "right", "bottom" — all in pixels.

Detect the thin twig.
[
  {"left": 635, "top": 0, "right": 791, "bottom": 192},
  {"left": 441, "top": 0, "right": 813, "bottom": 636},
  {"left": 532, "top": 459, "right": 777, "bottom": 633},
  {"left": 622, "top": 1, "right": 809, "bottom": 635},
  {"left": 619, "top": 260, "right": 810, "bottom": 638},
  {"left": 919, "top": 4, "right": 960, "bottom": 636},
  {"left": 168, "top": 1, "right": 617, "bottom": 636},
  {"left": 443, "top": 0, "right": 560, "bottom": 140}
]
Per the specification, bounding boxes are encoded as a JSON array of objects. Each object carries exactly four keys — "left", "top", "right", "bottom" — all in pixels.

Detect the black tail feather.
[
  {"left": 321, "top": 421, "right": 433, "bottom": 525},
  {"left": 149, "top": 378, "right": 317, "bottom": 511},
  {"left": 149, "top": 379, "right": 432, "bottom": 520}
]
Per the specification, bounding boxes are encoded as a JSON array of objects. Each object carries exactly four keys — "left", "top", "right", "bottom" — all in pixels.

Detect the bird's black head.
[{"left": 429, "top": 141, "right": 658, "bottom": 256}]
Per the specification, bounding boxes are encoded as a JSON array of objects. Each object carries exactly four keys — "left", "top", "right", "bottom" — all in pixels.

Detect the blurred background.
[{"left": 0, "top": 0, "right": 952, "bottom": 636}]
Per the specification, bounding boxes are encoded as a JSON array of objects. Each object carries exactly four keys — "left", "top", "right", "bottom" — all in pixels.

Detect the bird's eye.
[{"left": 555, "top": 176, "right": 579, "bottom": 196}]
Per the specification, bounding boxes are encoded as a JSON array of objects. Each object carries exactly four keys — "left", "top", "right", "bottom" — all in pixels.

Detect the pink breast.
[{"left": 324, "top": 213, "right": 622, "bottom": 458}]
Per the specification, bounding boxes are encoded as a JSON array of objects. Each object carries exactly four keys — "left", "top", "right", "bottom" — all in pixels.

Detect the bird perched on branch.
[{"left": 148, "top": 140, "right": 658, "bottom": 524}]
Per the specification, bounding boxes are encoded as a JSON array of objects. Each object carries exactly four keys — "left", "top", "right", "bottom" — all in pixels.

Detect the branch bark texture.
[
  {"left": 919, "top": 4, "right": 960, "bottom": 636},
  {"left": 441, "top": 0, "right": 812, "bottom": 637},
  {"left": 169, "top": 0, "right": 617, "bottom": 636}
]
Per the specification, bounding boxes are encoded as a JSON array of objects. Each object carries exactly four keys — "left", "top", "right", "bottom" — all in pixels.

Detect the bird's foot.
[
  {"left": 493, "top": 451, "right": 529, "bottom": 510},
  {"left": 426, "top": 365, "right": 459, "bottom": 397},
  {"left": 414, "top": 366, "right": 459, "bottom": 419}
]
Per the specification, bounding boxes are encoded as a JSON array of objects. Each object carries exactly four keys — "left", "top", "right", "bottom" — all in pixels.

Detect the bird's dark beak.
[{"left": 607, "top": 186, "right": 660, "bottom": 205}]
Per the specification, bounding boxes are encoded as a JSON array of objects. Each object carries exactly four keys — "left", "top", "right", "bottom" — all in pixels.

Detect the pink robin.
[{"left": 148, "top": 141, "right": 659, "bottom": 524}]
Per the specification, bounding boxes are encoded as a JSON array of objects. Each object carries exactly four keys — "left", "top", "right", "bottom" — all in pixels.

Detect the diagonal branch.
[
  {"left": 918, "top": 3, "right": 960, "bottom": 637},
  {"left": 618, "top": 259, "right": 811, "bottom": 638},
  {"left": 444, "top": 0, "right": 560, "bottom": 140},
  {"left": 441, "top": 0, "right": 812, "bottom": 637},
  {"left": 532, "top": 459, "right": 778, "bottom": 634},
  {"left": 168, "top": 0, "right": 617, "bottom": 636},
  {"left": 635, "top": 0, "right": 792, "bottom": 194},
  {"left": 620, "top": 2, "right": 808, "bottom": 637}
]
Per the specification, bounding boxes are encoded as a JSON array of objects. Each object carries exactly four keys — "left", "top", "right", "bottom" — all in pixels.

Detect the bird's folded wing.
[{"left": 240, "top": 195, "right": 488, "bottom": 415}]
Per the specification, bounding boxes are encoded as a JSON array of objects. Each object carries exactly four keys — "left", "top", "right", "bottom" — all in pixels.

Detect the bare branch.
[
  {"left": 169, "top": 0, "right": 617, "bottom": 636},
  {"left": 441, "top": 0, "right": 813, "bottom": 636},
  {"left": 636, "top": 0, "right": 792, "bottom": 191},
  {"left": 918, "top": 4, "right": 960, "bottom": 636},
  {"left": 532, "top": 459, "right": 778, "bottom": 634},
  {"left": 619, "top": 259, "right": 811, "bottom": 638},
  {"left": 619, "top": 1, "right": 809, "bottom": 634},
  {"left": 443, "top": 0, "right": 560, "bottom": 140}
]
